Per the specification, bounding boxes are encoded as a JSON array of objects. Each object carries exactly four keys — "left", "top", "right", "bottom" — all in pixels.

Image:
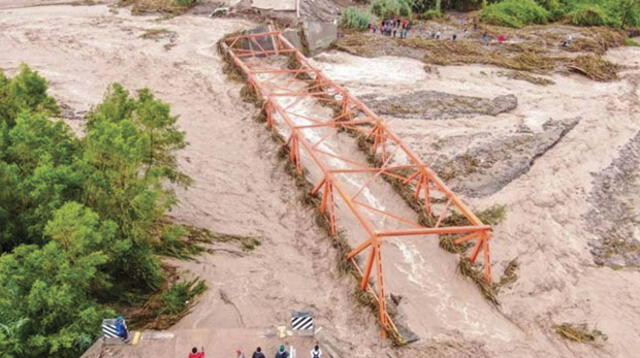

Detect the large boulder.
[
  {"left": 282, "top": 28, "right": 304, "bottom": 52},
  {"left": 302, "top": 21, "right": 337, "bottom": 55}
]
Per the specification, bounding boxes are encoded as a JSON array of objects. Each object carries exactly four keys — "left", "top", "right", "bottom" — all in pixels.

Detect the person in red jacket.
[{"left": 189, "top": 347, "right": 205, "bottom": 358}]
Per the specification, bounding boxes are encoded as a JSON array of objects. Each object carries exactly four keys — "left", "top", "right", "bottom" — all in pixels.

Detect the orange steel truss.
[{"left": 221, "top": 30, "right": 493, "bottom": 339}]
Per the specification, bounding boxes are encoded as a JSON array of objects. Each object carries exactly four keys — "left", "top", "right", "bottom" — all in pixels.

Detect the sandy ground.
[
  {"left": 3, "top": 2, "right": 640, "bottom": 357},
  {"left": 312, "top": 45, "right": 640, "bottom": 356}
]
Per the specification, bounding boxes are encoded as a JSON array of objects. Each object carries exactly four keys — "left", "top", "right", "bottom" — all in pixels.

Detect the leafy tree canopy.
[{"left": 0, "top": 65, "right": 190, "bottom": 357}]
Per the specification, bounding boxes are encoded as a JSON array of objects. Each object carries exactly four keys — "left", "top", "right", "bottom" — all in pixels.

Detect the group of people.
[
  {"left": 369, "top": 19, "right": 413, "bottom": 39},
  {"left": 188, "top": 344, "right": 323, "bottom": 358},
  {"left": 366, "top": 18, "right": 576, "bottom": 50}
]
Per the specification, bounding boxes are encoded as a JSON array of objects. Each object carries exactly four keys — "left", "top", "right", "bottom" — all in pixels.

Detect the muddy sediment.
[
  {"left": 361, "top": 90, "right": 517, "bottom": 120},
  {"left": 433, "top": 118, "right": 580, "bottom": 197},
  {"left": 587, "top": 131, "right": 640, "bottom": 268}
]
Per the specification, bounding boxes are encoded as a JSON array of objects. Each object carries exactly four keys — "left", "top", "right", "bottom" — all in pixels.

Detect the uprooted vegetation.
[
  {"left": 119, "top": 0, "right": 196, "bottom": 15},
  {"left": 335, "top": 24, "right": 626, "bottom": 80},
  {"left": 568, "top": 54, "right": 621, "bottom": 80},
  {"left": 498, "top": 70, "right": 555, "bottom": 85},
  {"left": 554, "top": 323, "right": 608, "bottom": 343},
  {"left": 125, "top": 266, "right": 207, "bottom": 330}
]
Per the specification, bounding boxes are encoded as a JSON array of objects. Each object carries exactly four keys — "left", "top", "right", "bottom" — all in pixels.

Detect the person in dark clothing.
[
  {"left": 252, "top": 347, "right": 266, "bottom": 358},
  {"left": 310, "top": 344, "right": 322, "bottom": 358},
  {"left": 452, "top": 33, "right": 457, "bottom": 41},
  {"left": 482, "top": 32, "right": 490, "bottom": 46},
  {"left": 275, "top": 345, "right": 289, "bottom": 358},
  {"left": 115, "top": 316, "right": 129, "bottom": 341}
]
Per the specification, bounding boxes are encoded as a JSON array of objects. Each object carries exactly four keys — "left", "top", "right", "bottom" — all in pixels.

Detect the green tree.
[
  {"left": 0, "top": 66, "right": 195, "bottom": 358},
  {"left": 0, "top": 243, "right": 112, "bottom": 357},
  {"left": 0, "top": 65, "right": 58, "bottom": 126}
]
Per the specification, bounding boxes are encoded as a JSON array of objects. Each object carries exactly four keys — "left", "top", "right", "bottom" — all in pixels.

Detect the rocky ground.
[{"left": 587, "top": 131, "right": 640, "bottom": 269}]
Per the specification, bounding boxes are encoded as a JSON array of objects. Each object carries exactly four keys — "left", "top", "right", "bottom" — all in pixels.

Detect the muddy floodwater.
[{"left": 2, "top": 2, "right": 640, "bottom": 357}]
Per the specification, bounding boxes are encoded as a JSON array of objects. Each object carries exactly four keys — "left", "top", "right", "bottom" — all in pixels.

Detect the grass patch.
[
  {"left": 568, "top": 54, "right": 620, "bottom": 81},
  {"left": 370, "top": 0, "right": 412, "bottom": 18},
  {"left": 340, "top": 7, "right": 372, "bottom": 31},
  {"left": 624, "top": 37, "right": 640, "bottom": 46},
  {"left": 337, "top": 27, "right": 623, "bottom": 81},
  {"left": 420, "top": 9, "right": 445, "bottom": 20},
  {"left": 554, "top": 323, "right": 607, "bottom": 343},
  {"left": 481, "top": 0, "right": 550, "bottom": 28},
  {"left": 569, "top": 3, "right": 616, "bottom": 27}
]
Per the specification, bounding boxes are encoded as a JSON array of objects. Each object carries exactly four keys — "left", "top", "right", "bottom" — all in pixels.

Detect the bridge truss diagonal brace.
[{"left": 221, "top": 30, "right": 495, "bottom": 341}]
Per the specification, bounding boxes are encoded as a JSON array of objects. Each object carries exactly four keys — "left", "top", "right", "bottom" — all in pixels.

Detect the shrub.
[
  {"left": 421, "top": 9, "right": 444, "bottom": 20},
  {"left": 535, "top": 0, "right": 566, "bottom": 21},
  {"left": 371, "top": 0, "right": 413, "bottom": 18},
  {"left": 481, "top": 0, "right": 550, "bottom": 28},
  {"left": 624, "top": 37, "right": 639, "bottom": 46},
  {"left": 569, "top": 3, "right": 617, "bottom": 27},
  {"left": 341, "top": 7, "right": 372, "bottom": 30},
  {"left": 174, "top": 0, "right": 196, "bottom": 6}
]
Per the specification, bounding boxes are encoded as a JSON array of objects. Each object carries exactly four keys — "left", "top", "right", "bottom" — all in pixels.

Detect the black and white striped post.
[
  {"left": 101, "top": 319, "right": 119, "bottom": 338},
  {"left": 291, "top": 312, "right": 314, "bottom": 336}
]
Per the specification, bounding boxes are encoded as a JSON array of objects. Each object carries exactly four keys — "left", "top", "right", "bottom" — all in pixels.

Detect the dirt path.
[{"left": 0, "top": 4, "right": 387, "bottom": 356}]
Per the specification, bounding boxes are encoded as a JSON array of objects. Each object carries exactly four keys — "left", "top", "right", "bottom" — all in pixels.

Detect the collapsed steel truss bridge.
[{"left": 221, "top": 30, "right": 493, "bottom": 340}]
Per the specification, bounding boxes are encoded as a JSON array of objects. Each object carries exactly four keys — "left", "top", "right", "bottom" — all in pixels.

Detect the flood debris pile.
[
  {"left": 554, "top": 323, "right": 608, "bottom": 344},
  {"left": 335, "top": 23, "right": 627, "bottom": 81},
  {"left": 567, "top": 54, "right": 621, "bottom": 81}
]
